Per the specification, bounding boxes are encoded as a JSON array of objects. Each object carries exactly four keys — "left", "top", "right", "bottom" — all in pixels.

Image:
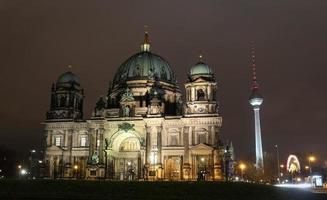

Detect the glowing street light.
[
  {"left": 18, "top": 165, "right": 22, "bottom": 169},
  {"left": 280, "top": 164, "right": 284, "bottom": 169},
  {"left": 74, "top": 165, "right": 78, "bottom": 179},
  {"left": 308, "top": 155, "right": 316, "bottom": 173},
  {"left": 239, "top": 163, "right": 246, "bottom": 181},
  {"left": 20, "top": 169, "right": 27, "bottom": 175}
]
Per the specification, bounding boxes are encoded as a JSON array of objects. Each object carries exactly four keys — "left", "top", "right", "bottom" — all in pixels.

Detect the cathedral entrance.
[
  {"left": 115, "top": 155, "right": 140, "bottom": 180},
  {"left": 164, "top": 156, "right": 181, "bottom": 180},
  {"left": 108, "top": 130, "right": 142, "bottom": 180}
]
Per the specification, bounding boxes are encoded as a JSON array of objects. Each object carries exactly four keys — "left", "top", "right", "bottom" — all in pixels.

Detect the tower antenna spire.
[{"left": 251, "top": 41, "right": 259, "bottom": 91}]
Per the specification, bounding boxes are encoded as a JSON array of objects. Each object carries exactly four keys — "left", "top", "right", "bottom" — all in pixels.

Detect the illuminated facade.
[{"left": 43, "top": 33, "right": 225, "bottom": 180}]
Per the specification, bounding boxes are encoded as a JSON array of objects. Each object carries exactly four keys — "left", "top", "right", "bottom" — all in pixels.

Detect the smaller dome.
[
  {"left": 57, "top": 71, "right": 80, "bottom": 85},
  {"left": 190, "top": 62, "right": 213, "bottom": 76}
]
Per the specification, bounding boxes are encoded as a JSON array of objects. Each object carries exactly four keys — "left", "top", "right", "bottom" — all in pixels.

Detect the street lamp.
[
  {"left": 275, "top": 145, "right": 280, "bottom": 182},
  {"left": 308, "top": 155, "right": 316, "bottom": 174},
  {"left": 74, "top": 165, "right": 78, "bottom": 179},
  {"left": 239, "top": 163, "right": 246, "bottom": 181}
]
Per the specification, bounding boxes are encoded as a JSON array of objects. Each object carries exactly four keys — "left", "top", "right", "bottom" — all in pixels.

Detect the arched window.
[
  {"left": 60, "top": 96, "right": 66, "bottom": 107},
  {"left": 80, "top": 136, "right": 87, "bottom": 147},
  {"left": 169, "top": 134, "right": 178, "bottom": 146},
  {"left": 197, "top": 89, "right": 205, "bottom": 101},
  {"left": 120, "top": 137, "right": 140, "bottom": 151},
  {"left": 198, "top": 133, "right": 206, "bottom": 144}
]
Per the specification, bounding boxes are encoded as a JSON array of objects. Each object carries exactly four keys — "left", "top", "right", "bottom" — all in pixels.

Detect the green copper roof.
[
  {"left": 57, "top": 71, "right": 80, "bottom": 84},
  {"left": 189, "top": 62, "right": 213, "bottom": 76},
  {"left": 113, "top": 51, "right": 176, "bottom": 85}
]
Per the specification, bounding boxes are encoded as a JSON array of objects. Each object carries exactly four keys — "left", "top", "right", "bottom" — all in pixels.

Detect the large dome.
[
  {"left": 112, "top": 32, "right": 176, "bottom": 86},
  {"left": 113, "top": 51, "right": 175, "bottom": 85}
]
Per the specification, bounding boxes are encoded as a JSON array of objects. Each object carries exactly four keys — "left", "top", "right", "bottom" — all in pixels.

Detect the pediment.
[
  {"left": 190, "top": 143, "right": 214, "bottom": 151},
  {"left": 47, "top": 145, "right": 63, "bottom": 151}
]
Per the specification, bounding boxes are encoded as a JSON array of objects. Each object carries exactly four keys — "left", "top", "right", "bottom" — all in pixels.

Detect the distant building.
[{"left": 43, "top": 33, "right": 225, "bottom": 180}]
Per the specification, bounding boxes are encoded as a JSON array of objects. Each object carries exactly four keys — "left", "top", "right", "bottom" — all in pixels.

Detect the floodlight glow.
[
  {"left": 309, "top": 156, "right": 316, "bottom": 162},
  {"left": 275, "top": 183, "right": 311, "bottom": 189},
  {"left": 20, "top": 169, "right": 27, "bottom": 175}
]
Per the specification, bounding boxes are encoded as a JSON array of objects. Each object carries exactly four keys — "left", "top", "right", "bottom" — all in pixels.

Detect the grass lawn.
[{"left": 0, "top": 180, "right": 326, "bottom": 200}]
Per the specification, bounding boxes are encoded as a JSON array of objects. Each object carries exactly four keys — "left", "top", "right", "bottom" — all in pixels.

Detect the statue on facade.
[
  {"left": 176, "top": 98, "right": 183, "bottom": 115},
  {"left": 123, "top": 105, "right": 130, "bottom": 117},
  {"left": 120, "top": 88, "right": 134, "bottom": 102},
  {"left": 94, "top": 96, "right": 106, "bottom": 117},
  {"left": 91, "top": 152, "right": 99, "bottom": 164}
]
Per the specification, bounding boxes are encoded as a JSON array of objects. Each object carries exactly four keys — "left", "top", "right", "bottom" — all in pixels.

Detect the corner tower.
[
  {"left": 46, "top": 70, "right": 84, "bottom": 121},
  {"left": 248, "top": 45, "right": 264, "bottom": 171},
  {"left": 184, "top": 55, "right": 219, "bottom": 116}
]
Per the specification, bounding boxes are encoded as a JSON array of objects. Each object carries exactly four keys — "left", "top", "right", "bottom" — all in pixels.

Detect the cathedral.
[{"left": 43, "top": 32, "right": 233, "bottom": 181}]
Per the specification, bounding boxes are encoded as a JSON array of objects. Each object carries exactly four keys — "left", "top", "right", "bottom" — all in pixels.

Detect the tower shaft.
[{"left": 253, "top": 107, "right": 264, "bottom": 170}]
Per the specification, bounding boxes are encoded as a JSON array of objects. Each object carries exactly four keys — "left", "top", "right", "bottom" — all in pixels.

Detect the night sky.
[{"left": 0, "top": 0, "right": 326, "bottom": 163}]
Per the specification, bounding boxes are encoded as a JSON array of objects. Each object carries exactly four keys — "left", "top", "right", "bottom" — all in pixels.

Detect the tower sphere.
[{"left": 249, "top": 90, "right": 263, "bottom": 107}]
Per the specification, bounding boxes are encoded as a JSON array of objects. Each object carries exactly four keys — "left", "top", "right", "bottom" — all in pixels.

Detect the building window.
[
  {"left": 169, "top": 134, "right": 178, "bottom": 146},
  {"left": 150, "top": 152, "right": 157, "bottom": 164},
  {"left": 90, "top": 170, "right": 96, "bottom": 176},
  {"left": 80, "top": 136, "right": 87, "bottom": 147},
  {"left": 197, "top": 89, "right": 205, "bottom": 101},
  {"left": 97, "top": 139, "right": 100, "bottom": 148},
  {"left": 198, "top": 133, "right": 206, "bottom": 144},
  {"left": 55, "top": 136, "right": 61, "bottom": 147},
  {"left": 120, "top": 138, "right": 140, "bottom": 151}
]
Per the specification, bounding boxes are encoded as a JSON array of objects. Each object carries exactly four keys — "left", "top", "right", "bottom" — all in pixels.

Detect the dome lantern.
[{"left": 140, "top": 31, "right": 150, "bottom": 52}]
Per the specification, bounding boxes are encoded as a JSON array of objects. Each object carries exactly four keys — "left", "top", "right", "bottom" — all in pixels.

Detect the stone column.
[
  {"left": 156, "top": 126, "right": 163, "bottom": 165},
  {"left": 145, "top": 126, "right": 152, "bottom": 165},
  {"left": 182, "top": 126, "right": 191, "bottom": 180},
  {"left": 191, "top": 87, "right": 195, "bottom": 101},
  {"left": 156, "top": 126, "right": 163, "bottom": 179},
  {"left": 88, "top": 128, "right": 95, "bottom": 163},
  {"left": 99, "top": 129, "right": 104, "bottom": 164},
  {"left": 183, "top": 127, "right": 190, "bottom": 164},
  {"left": 68, "top": 129, "right": 73, "bottom": 164}
]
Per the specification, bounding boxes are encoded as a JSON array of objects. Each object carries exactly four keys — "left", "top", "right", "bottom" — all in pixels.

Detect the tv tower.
[{"left": 248, "top": 42, "right": 264, "bottom": 171}]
